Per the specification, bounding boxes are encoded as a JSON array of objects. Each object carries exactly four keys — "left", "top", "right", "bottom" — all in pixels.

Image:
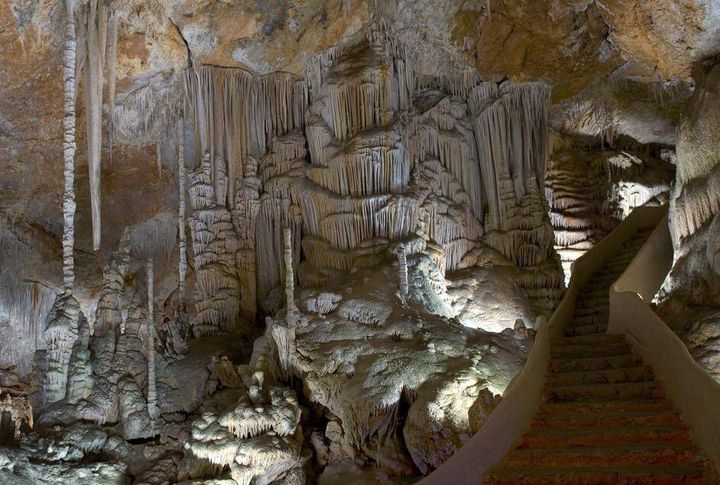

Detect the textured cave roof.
[{"left": 0, "top": 0, "right": 718, "bottom": 286}]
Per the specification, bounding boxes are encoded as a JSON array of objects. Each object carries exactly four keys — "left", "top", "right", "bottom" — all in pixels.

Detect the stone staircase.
[{"left": 484, "top": 229, "right": 718, "bottom": 484}]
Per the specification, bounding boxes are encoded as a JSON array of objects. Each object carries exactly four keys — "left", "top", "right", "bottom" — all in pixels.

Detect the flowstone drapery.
[{"left": 183, "top": 65, "right": 308, "bottom": 329}]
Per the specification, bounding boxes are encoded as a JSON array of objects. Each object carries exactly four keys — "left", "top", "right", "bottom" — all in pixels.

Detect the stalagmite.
[
  {"left": 66, "top": 314, "right": 93, "bottom": 403},
  {"left": 44, "top": 293, "right": 81, "bottom": 405},
  {"left": 398, "top": 248, "right": 409, "bottom": 298},
  {"left": 185, "top": 374, "right": 303, "bottom": 483},
  {"left": 177, "top": 118, "right": 187, "bottom": 302},
  {"left": 188, "top": 157, "right": 243, "bottom": 335},
  {"left": 283, "top": 227, "right": 298, "bottom": 321},
  {"left": 61, "top": 0, "right": 78, "bottom": 291},
  {"left": 118, "top": 376, "right": 153, "bottom": 440},
  {"left": 146, "top": 259, "right": 158, "bottom": 422},
  {"left": 0, "top": 394, "right": 33, "bottom": 440},
  {"left": 232, "top": 157, "right": 261, "bottom": 321},
  {"left": 94, "top": 228, "right": 131, "bottom": 336}
]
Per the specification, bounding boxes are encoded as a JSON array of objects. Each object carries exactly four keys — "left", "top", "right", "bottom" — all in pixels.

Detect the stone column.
[
  {"left": 146, "top": 259, "right": 158, "bottom": 420},
  {"left": 283, "top": 227, "right": 298, "bottom": 321}
]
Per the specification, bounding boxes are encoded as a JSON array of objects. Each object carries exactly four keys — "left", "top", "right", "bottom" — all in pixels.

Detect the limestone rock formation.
[{"left": 0, "top": 0, "right": 715, "bottom": 483}]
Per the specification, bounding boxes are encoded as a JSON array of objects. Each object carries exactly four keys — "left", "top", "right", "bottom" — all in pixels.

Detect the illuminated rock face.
[{"left": 657, "top": 64, "right": 720, "bottom": 382}]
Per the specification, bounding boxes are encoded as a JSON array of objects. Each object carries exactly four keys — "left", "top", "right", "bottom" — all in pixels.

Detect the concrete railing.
[
  {"left": 423, "top": 204, "right": 666, "bottom": 484},
  {"left": 609, "top": 212, "right": 720, "bottom": 469}
]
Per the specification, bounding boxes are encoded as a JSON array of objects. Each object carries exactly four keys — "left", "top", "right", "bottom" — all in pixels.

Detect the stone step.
[
  {"left": 582, "top": 283, "right": 616, "bottom": 294},
  {"left": 519, "top": 425, "right": 691, "bottom": 449},
  {"left": 548, "top": 366, "right": 654, "bottom": 386},
  {"left": 539, "top": 399, "right": 674, "bottom": 417},
  {"left": 574, "top": 295, "right": 608, "bottom": 305},
  {"left": 575, "top": 292, "right": 610, "bottom": 303},
  {"left": 586, "top": 276, "right": 620, "bottom": 288},
  {"left": 573, "top": 307, "right": 609, "bottom": 318},
  {"left": 546, "top": 381, "right": 664, "bottom": 403},
  {"left": 564, "top": 324, "right": 608, "bottom": 337},
  {"left": 606, "top": 254, "right": 637, "bottom": 266},
  {"left": 532, "top": 409, "right": 683, "bottom": 430},
  {"left": 568, "top": 315, "right": 608, "bottom": 327},
  {"left": 561, "top": 332, "right": 623, "bottom": 345},
  {"left": 551, "top": 341, "right": 630, "bottom": 359},
  {"left": 602, "top": 264, "right": 632, "bottom": 274},
  {"left": 484, "top": 464, "right": 708, "bottom": 484},
  {"left": 575, "top": 298, "right": 610, "bottom": 310},
  {"left": 550, "top": 354, "right": 644, "bottom": 373},
  {"left": 501, "top": 443, "right": 699, "bottom": 468}
]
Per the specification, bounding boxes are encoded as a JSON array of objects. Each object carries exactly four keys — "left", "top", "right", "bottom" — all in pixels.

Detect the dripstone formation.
[{"left": 1, "top": 0, "right": 716, "bottom": 483}]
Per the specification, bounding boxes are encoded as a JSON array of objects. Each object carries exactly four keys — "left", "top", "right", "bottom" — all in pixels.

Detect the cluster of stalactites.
[
  {"left": 296, "top": 186, "right": 419, "bottom": 252},
  {"left": 293, "top": 40, "right": 421, "bottom": 275},
  {"left": 468, "top": 81, "right": 551, "bottom": 230},
  {"left": 307, "top": 40, "right": 413, "bottom": 143},
  {"left": 407, "top": 95, "right": 485, "bottom": 271},
  {"left": 183, "top": 64, "right": 307, "bottom": 208},
  {"left": 305, "top": 123, "right": 410, "bottom": 199}
]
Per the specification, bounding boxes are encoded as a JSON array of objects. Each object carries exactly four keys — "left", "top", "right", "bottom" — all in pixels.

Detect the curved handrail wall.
[
  {"left": 609, "top": 212, "right": 720, "bottom": 468},
  {"left": 423, "top": 204, "right": 666, "bottom": 484}
]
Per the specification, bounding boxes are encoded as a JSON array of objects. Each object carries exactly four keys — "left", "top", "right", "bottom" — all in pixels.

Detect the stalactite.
[
  {"left": 468, "top": 81, "right": 550, "bottom": 230},
  {"left": 61, "top": 0, "right": 78, "bottom": 291},
  {"left": 105, "top": 7, "right": 118, "bottom": 152},
  {"left": 146, "top": 259, "right": 158, "bottom": 421},
  {"left": 84, "top": 0, "right": 107, "bottom": 251},
  {"left": 155, "top": 142, "right": 162, "bottom": 179},
  {"left": 184, "top": 64, "right": 306, "bottom": 207}
]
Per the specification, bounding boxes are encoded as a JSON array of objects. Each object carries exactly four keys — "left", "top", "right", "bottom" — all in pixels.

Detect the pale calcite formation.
[
  {"left": 43, "top": 292, "right": 82, "bottom": 405},
  {"left": 0, "top": 365, "right": 35, "bottom": 440},
  {"left": 183, "top": 336, "right": 303, "bottom": 484}
]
